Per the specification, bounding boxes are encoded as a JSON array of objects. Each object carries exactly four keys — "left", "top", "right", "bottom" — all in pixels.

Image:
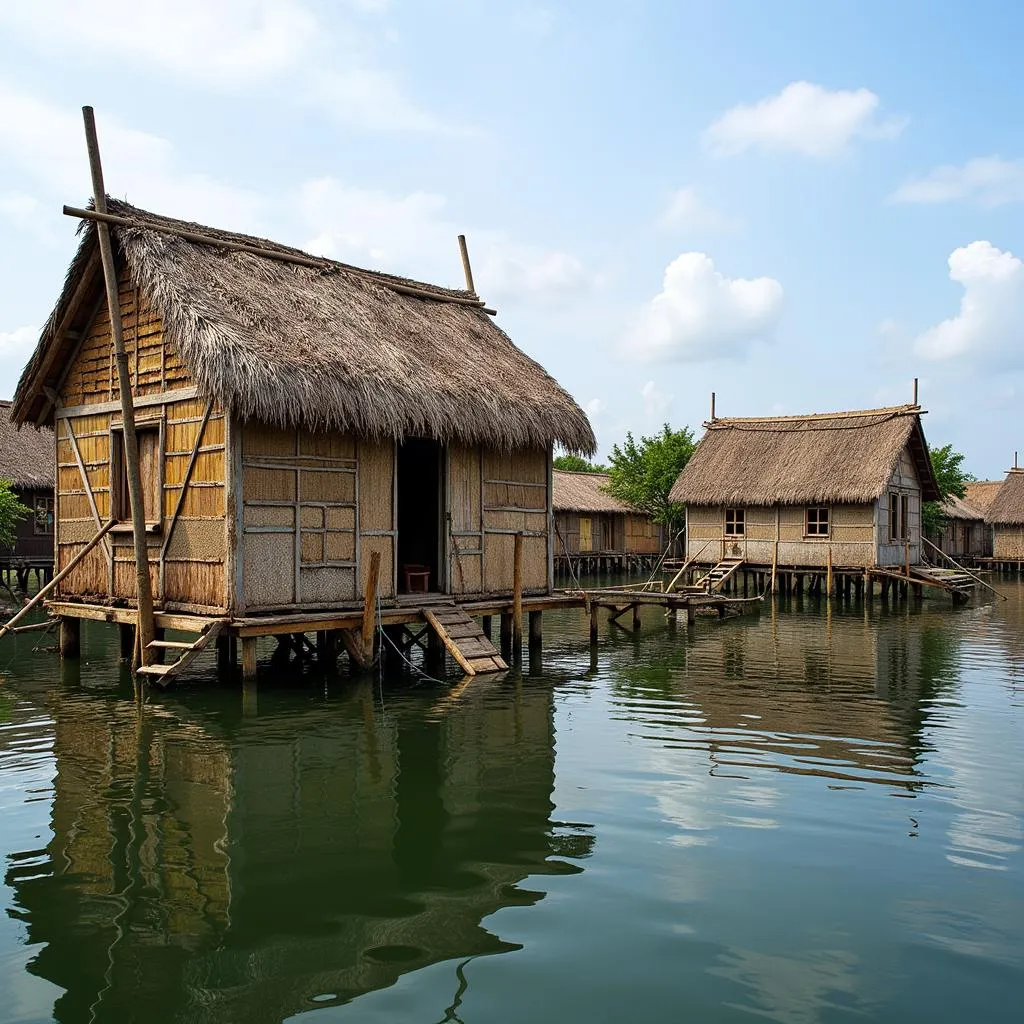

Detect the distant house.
[
  {"left": 669, "top": 404, "right": 940, "bottom": 569},
  {"left": 0, "top": 400, "right": 54, "bottom": 586},
  {"left": 552, "top": 470, "right": 663, "bottom": 570},
  {"left": 928, "top": 493, "right": 990, "bottom": 563},
  {"left": 964, "top": 480, "right": 1003, "bottom": 517},
  {"left": 985, "top": 468, "right": 1024, "bottom": 563}
]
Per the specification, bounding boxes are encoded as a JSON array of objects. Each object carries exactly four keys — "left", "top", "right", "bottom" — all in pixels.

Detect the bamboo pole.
[
  {"left": 82, "top": 107, "right": 155, "bottom": 668},
  {"left": 457, "top": 234, "right": 476, "bottom": 294},
  {"left": 826, "top": 546, "right": 833, "bottom": 598},
  {"left": 0, "top": 518, "right": 115, "bottom": 640}
]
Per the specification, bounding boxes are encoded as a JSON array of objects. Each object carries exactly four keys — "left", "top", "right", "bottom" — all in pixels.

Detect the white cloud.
[
  {"left": 0, "top": 84, "right": 265, "bottom": 229},
  {"left": 704, "top": 81, "right": 904, "bottom": 158},
  {"left": 0, "top": 1, "right": 318, "bottom": 87},
  {"left": 585, "top": 397, "right": 606, "bottom": 419},
  {"left": 626, "top": 253, "right": 783, "bottom": 362},
  {"left": 661, "top": 187, "right": 732, "bottom": 231},
  {"left": 299, "top": 176, "right": 596, "bottom": 307},
  {"left": 890, "top": 156, "right": 1024, "bottom": 206},
  {"left": 0, "top": 325, "right": 38, "bottom": 357},
  {"left": 915, "top": 241, "right": 1024, "bottom": 364},
  {"left": 640, "top": 380, "right": 673, "bottom": 424}
]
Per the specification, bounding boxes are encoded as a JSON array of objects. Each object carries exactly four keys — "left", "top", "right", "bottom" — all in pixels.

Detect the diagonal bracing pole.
[{"left": 82, "top": 105, "right": 155, "bottom": 669}]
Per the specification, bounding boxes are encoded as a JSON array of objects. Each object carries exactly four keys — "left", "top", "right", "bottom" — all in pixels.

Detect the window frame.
[
  {"left": 33, "top": 494, "right": 55, "bottom": 536},
  {"left": 724, "top": 507, "right": 745, "bottom": 538},
  {"left": 888, "top": 492, "right": 900, "bottom": 543},
  {"left": 110, "top": 419, "right": 164, "bottom": 528},
  {"left": 805, "top": 506, "right": 830, "bottom": 538}
]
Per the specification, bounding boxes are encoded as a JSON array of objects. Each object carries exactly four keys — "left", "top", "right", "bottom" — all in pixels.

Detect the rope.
[{"left": 375, "top": 590, "right": 449, "bottom": 687}]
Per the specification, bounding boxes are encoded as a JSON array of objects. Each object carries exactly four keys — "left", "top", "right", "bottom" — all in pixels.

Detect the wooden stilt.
[
  {"left": 500, "top": 612, "right": 513, "bottom": 657},
  {"left": 481, "top": 614, "right": 493, "bottom": 639},
  {"left": 512, "top": 532, "right": 523, "bottom": 661},
  {"left": 119, "top": 622, "right": 135, "bottom": 661},
  {"left": 241, "top": 637, "right": 258, "bottom": 683},
  {"left": 589, "top": 601, "right": 599, "bottom": 645},
  {"left": 59, "top": 617, "right": 80, "bottom": 659},
  {"left": 528, "top": 610, "right": 542, "bottom": 653},
  {"left": 217, "top": 634, "right": 231, "bottom": 678},
  {"left": 632, "top": 603, "right": 642, "bottom": 630},
  {"left": 82, "top": 107, "right": 155, "bottom": 669}
]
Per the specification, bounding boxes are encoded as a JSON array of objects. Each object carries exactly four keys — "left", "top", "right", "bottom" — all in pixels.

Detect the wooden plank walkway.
[{"left": 423, "top": 605, "right": 508, "bottom": 677}]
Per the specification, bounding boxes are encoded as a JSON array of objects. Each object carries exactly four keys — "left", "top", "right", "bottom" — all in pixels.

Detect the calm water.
[{"left": 1, "top": 581, "right": 1022, "bottom": 1023}]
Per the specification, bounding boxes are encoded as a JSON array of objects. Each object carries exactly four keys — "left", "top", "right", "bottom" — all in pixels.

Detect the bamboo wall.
[
  {"left": 625, "top": 514, "right": 661, "bottom": 555},
  {"left": 875, "top": 451, "right": 923, "bottom": 566},
  {"left": 54, "top": 268, "right": 228, "bottom": 611},
  {"left": 554, "top": 511, "right": 660, "bottom": 556},
  {"left": 686, "top": 503, "right": 878, "bottom": 567},
  {"left": 993, "top": 525, "right": 1024, "bottom": 558}
]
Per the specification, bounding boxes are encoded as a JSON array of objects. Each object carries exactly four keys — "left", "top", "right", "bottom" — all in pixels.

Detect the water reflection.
[{"left": 6, "top": 679, "right": 592, "bottom": 1023}]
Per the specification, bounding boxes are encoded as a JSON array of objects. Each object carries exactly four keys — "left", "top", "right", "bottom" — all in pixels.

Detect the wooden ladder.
[
  {"left": 910, "top": 566, "right": 976, "bottom": 596},
  {"left": 137, "top": 619, "right": 227, "bottom": 685},
  {"left": 696, "top": 558, "right": 744, "bottom": 594},
  {"left": 422, "top": 606, "right": 508, "bottom": 677}
]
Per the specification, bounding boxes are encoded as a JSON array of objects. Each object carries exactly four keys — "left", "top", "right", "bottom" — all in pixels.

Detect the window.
[
  {"left": 724, "top": 508, "right": 745, "bottom": 537},
  {"left": 113, "top": 425, "right": 162, "bottom": 524},
  {"left": 805, "top": 507, "right": 830, "bottom": 537},
  {"left": 888, "top": 492, "right": 910, "bottom": 542},
  {"left": 33, "top": 495, "right": 54, "bottom": 535}
]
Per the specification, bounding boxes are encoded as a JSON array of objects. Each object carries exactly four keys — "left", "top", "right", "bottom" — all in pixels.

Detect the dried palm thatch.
[
  {"left": 941, "top": 493, "right": 985, "bottom": 522},
  {"left": 670, "top": 405, "right": 940, "bottom": 506},
  {"left": 13, "top": 200, "right": 596, "bottom": 454},
  {"left": 964, "top": 480, "right": 1003, "bottom": 515},
  {"left": 552, "top": 471, "right": 629, "bottom": 513},
  {"left": 0, "top": 401, "right": 52, "bottom": 488},
  {"left": 986, "top": 469, "right": 1024, "bottom": 524}
]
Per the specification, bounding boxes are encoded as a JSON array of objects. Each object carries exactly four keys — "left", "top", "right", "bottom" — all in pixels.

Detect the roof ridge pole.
[
  {"left": 457, "top": 234, "right": 476, "bottom": 294},
  {"left": 82, "top": 106, "right": 155, "bottom": 671},
  {"left": 710, "top": 392, "right": 716, "bottom": 422},
  {"left": 913, "top": 377, "right": 919, "bottom": 406}
]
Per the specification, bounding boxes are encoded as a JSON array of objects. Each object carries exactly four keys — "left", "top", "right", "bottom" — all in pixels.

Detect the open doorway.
[{"left": 396, "top": 438, "right": 444, "bottom": 593}]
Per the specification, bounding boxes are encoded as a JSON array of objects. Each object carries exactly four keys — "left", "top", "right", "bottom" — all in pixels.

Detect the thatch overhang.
[
  {"left": 669, "top": 404, "right": 941, "bottom": 507},
  {"left": 0, "top": 401, "right": 53, "bottom": 489},
  {"left": 552, "top": 471, "right": 630, "bottom": 513},
  {"left": 12, "top": 200, "right": 596, "bottom": 455},
  {"left": 986, "top": 469, "right": 1024, "bottom": 525},
  {"left": 941, "top": 493, "right": 985, "bottom": 522},
  {"left": 964, "top": 480, "right": 1003, "bottom": 515}
]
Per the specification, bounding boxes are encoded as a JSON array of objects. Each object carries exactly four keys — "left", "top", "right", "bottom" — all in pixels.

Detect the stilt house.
[
  {"left": 552, "top": 470, "right": 662, "bottom": 565},
  {"left": 985, "top": 467, "right": 1024, "bottom": 561},
  {"left": 669, "top": 404, "right": 940, "bottom": 569},
  {"left": 928, "top": 493, "right": 990, "bottom": 563},
  {"left": 10, "top": 202, "right": 595, "bottom": 621},
  {"left": 0, "top": 401, "right": 55, "bottom": 584}
]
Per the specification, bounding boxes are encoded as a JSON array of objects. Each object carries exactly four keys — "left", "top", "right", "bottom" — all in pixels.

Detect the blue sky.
[{"left": 0, "top": 0, "right": 1021, "bottom": 476}]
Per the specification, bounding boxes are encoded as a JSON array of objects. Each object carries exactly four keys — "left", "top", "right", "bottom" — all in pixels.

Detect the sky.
[{"left": 0, "top": 0, "right": 1021, "bottom": 478}]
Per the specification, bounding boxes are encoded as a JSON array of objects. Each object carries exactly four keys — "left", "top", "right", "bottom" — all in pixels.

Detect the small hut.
[
  {"left": 928, "top": 493, "right": 990, "bottom": 563},
  {"left": 552, "top": 470, "right": 663, "bottom": 571},
  {"left": 0, "top": 400, "right": 54, "bottom": 588},
  {"left": 985, "top": 468, "right": 1024, "bottom": 565},
  {"left": 670, "top": 403, "right": 940, "bottom": 571},
  {"left": 10, "top": 201, "right": 594, "bottom": 664}
]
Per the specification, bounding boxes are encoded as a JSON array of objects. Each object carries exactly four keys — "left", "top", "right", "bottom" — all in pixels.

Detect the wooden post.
[
  {"left": 241, "top": 636, "right": 257, "bottom": 683},
  {"left": 82, "top": 107, "right": 155, "bottom": 668},
  {"left": 118, "top": 622, "right": 135, "bottom": 661},
  {"left": 361, "top": 550, "right": 381, "bottom": 661},
  {"left": 216, "top": 634, "right": 231, "bottom": 679},
  {"left": 457, "top": 234, "right": 476, "bottom": 293},
  {"left": 905, "top": 541, "right": 911, "bottom": 579},
  {"left": 58, "top": 617, "right": 80, "bottom": 659},
  {"left": 589, "top": 601, "right": 599, "bottom": 645},
  {"left": 512, "top": 532, "right": 523, "bottom": 660},
  {"left": 500, "top": 613, "right": 513, "bottom": 657},
  {"left": 481, "top": 614, "right": 493, "bottom": 639},
  {"left": 632, "top": 603, "right": 641, "bottom": 631},
  {"left": 528, "top": 610, "right": 542, "bottom": 652},
  {"left": 826, "top": 547, "right": 833, "bottom": 599}
]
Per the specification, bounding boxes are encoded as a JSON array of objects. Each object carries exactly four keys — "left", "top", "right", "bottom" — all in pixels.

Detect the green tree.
[
  {"left": 0, "top": 480, "right": 29, "bottom": 549},
  {"left": 922, "top": 443, "right": 975, "bottom": 534},
  {"left": 553, "top": 453, "right": 607, "bottom": 473},
  {"left": 606, "top": 424, "right": 696, "bottom": 530}
]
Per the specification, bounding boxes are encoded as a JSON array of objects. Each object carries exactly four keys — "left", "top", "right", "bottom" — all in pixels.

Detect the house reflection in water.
[{"left": 9, "top": 680, "right": 590, "bottom": 1023}]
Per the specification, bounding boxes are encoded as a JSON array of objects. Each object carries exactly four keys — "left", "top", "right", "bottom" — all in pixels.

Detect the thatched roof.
[
  {"left": 941, "top": 493, "right": 984, "bottom": 522},
  {"left": 670, "top": 404, "right": 940, "bottom": 506},
  {"left": 552, "top": 471, "right": 629, "bottom": 513},
  {"left": 964, "top": 480, "right": 1003, "bottom": 515},
  {"left": 986, "top": 469, "right": 1024, "bottom": 525},
  {"left": 12, "top": 200, "right": 595, "bottom": 454},
  {"left": 0, "top": 401, "right": 52, "bottom": 489}
]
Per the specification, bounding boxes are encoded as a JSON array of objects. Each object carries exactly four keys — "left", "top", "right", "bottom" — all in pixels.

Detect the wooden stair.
[
  {"left": 137, "top": 619, "right": 227, "bottom": 684},
  {"left": 422, "top": 606, "right": 508, "bottom": 677},
  {"left": 696, "top": 558, "right": 744, "bottom": 594},
  {"left": 910, "top": 566, "right": 976, "bottom": 596}
]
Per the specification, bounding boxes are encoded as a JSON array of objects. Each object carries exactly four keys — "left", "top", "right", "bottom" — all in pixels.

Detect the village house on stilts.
[
  {"left": 666, "top": 401, "right": 983, "bottom": 601},
  {"left": 983, "top": 464, "right": 1024, "bottom": 572},
  {"left": 9, "top": 200, "right": 595, "bottom": 682}
]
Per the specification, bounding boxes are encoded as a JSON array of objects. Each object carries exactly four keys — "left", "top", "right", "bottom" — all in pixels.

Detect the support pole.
[
  {"left": 500, "top": 612, "right": 513, "bottom": 656},
  {"left": 241, "top": 636, "right": 258, "bottom": 683},
  {"left": 826, "top": 546, "right": 833, "bottom": 599},
  {"left": 59, "top": 617, "right": 80, "bottom": 659},
  {"left": 82, "top": 106, "right": 154, "bottom": 668},
  {"left": 119, "top": 622, "right": 135, "bottom": 661},
  {"left": 512, "top": 532, "right": 523, "bottom": 661},
  {"left": 361, "top": 550, "right": 381, "bottom": 661},
  {"left": 457, "top": 234, "right": 476, "bottom": 293}
]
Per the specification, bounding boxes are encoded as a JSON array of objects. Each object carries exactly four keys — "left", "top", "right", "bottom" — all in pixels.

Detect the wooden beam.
[
  {"left": 512, "top": 532, "right": 523, "bottom": 658},
  {"left": 423, "top": 608, "right": 476, "bottom": 677},
  {"left": 361, "top": 550, "right": 381, "bottom": 658},
  {"left": 82, "top": 106, "right": 155, "bottom": 669},
  {"left": 60, "top": 412, "right": 113, "bottom": 571}
]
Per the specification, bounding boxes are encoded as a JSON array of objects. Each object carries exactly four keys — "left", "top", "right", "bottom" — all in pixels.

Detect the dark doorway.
[{"left": 396, "top": 438, "right": 444, "bottom": 593}]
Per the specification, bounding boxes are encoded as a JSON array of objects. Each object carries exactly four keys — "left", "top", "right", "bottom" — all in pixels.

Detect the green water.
[{"left": 1, "top": 583, "right": 1022, "bottom": 1023}]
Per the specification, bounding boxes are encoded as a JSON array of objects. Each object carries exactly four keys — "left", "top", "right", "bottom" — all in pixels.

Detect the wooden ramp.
[
  {"left": 696, "top": 558, "right": 744, "bottom": 594},
  {"left": 422, "top": 605, "right": 508, "bottom": 677},
  {"left": 137, "top": 619, "right": 226, "bottom": 684}
]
